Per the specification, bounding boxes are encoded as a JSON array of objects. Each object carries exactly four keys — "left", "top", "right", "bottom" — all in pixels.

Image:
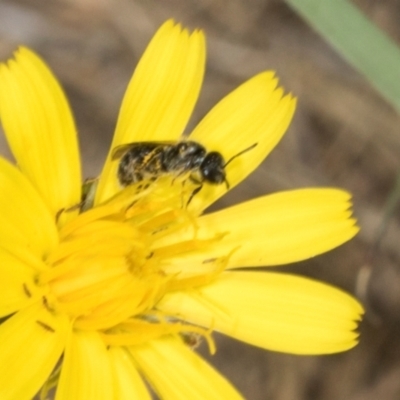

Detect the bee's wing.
[{"left": 111, "top": 141, "right": 177, "bottom": 160}]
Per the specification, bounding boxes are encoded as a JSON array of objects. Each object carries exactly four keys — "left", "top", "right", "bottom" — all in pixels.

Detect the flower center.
[{"left": 36, "top": 181, "right": 223, "bottom": 349}]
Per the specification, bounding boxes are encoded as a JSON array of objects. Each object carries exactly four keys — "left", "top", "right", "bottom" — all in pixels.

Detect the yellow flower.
[{"left": 0, "top": 20, "right": 362, "bottom": 400}]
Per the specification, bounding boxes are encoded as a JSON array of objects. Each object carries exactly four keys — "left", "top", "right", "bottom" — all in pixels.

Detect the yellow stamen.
[
  {"left": 34, "top": 184, "right": 229, "bottom": 347},
  {"left": 100, "top": 318, "right": 216, "bottom": 354}
]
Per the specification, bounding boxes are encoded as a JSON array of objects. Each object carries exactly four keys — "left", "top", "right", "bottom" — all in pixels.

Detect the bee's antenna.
[
  {"left": 223, "top": 143, "right": 258, "bottom": 167},
  {"left": 224, "top": 178, "right": 230, "bottom": 190}
]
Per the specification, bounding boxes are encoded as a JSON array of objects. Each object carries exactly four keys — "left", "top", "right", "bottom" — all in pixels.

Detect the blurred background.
[{"left": 1, "top": 0, "right": 400, "bottom": 399}]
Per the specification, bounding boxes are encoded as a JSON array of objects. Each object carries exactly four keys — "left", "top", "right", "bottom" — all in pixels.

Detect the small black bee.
[{"left": 111, "top": 140, "right": 257, "bottom": 204}]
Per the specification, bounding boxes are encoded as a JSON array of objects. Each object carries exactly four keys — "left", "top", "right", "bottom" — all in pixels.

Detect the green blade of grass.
[{"left": 285, "top": 0, "right": 400, "bottom": 112}]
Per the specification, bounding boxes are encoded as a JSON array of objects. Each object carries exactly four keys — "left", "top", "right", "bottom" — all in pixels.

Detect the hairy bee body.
[
  {"left": 113, "top": 140, "right": 226, "bottom": 187},
  {"left": 112, "top": 140, "right": 257, "bottom": 204}
]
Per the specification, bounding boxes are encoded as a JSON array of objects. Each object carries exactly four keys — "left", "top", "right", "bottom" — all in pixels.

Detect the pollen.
[{"left": 36, "top": 179, "right": 223, "bottom": 348}]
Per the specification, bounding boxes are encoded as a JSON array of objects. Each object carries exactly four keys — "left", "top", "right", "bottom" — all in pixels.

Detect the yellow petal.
[
  {"left": 188, "top": 72, "right": 296, "bottom": 211},
  {"left": 0, "top": 157, "right": 58, "bottom": 259},
  {"left": 109, "top": 347, "right": 152, "bottom": 400},
  {"left": 159, "top": 271, "right": 364, "bottom": 355},
  {"left": 56, "top": 331, "right": 115, "bottom": 400},
  {"left": 0, "top": 248, "right": 46, "bottom": 317},
  {"left": 130, "top": 336, "right": 244, "bottom": 400},
  {"left": 0, "top": 47, "right": 81, "bottom": 220},
  {"left": 96, "top": 20, "right": 206, "bottom": 204},
  {"left": 0, "top": 302, "right": 69, "bottom": 400},
  {"left": 153, "top": 188, "right": 358, "bottom": 268}
]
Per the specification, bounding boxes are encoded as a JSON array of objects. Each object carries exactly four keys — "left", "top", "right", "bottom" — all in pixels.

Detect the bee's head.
[{"left": 200, "top": 152, "right": 228, "bottom": 188}]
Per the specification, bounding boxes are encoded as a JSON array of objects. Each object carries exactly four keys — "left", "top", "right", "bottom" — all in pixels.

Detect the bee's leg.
[
  {"left": 171, "top": 168, "right": 189, "bottom": 186},
  {"left": 184, "top": 174, "right": 203, "bottom": 207},
  {"left": 179, "top": 177, "right": 194, "bottom": 208},
  {"left": 171, "top": 175, "right": 179, "bottom": 186},
  {"left": 133, "top": 173, "right": 147, "bottom": 193},
  {"left": 80, "top": 178, "right": 99, "bottom": 211},
  {"left": 186, "top": 184, "right": 203, "bottom": 207},
  {"left": 141, "top": 176, "right": 157, "bottom": 191},
  {"left": 56, "top": 177, "right": 99, "bottom": 222},
  {"left": 180, "top": 179, "right": 186, "bottom": 208}
]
